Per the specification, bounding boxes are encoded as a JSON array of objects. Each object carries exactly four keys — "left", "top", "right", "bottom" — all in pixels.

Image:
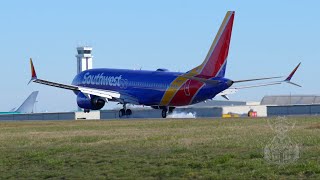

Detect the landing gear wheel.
[
  {"left": 125, "top": 109, "right": 132, "bottom": 116},
  {"left": 161, "top": 109, "right": 167, "bottom": 118},
  {"left": 84, "top": 109, "right": 90, "bottom": 113},
  {"left": 168, "top": 107, "right": 175, "bottom": 114},
  {"left": 119, "top": 109, "right": 125, "bottom": 117}
]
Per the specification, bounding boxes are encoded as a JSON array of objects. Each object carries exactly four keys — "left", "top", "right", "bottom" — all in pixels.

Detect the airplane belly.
[
  {"left": 121, "top": 87, "right": 164, "bottom": 106},
  {"left": 190, "top": 86, "right": 224, "bottom": 104}
]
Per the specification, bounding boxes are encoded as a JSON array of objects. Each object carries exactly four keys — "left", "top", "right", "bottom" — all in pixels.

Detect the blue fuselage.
[{"left": 72, "top": 69, "right": 231, "bottom": 106}]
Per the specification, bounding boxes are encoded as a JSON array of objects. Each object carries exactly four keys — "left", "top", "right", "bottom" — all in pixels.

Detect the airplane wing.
[
  {"left": 217, "top": 63, "right": 301, "bottom": 100},
  {"left": 232, "top": 63, "right": 301, "bottom": 88},
  {"left": 217, "top": 82, "right": 281, "bottom": 100},
  {"left": 180, "top": 63, "right": 300, "bottom": 87},
  {"left": 232, "top": 63, "right": 301, "bottom": 86},
  {"left": 29, "top": 59, "right": 139, "bottom": 105}
]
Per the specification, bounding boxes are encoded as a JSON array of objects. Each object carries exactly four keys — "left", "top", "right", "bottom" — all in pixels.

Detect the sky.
[{"left": 0, "top": 0, "right": 319, "bottom": 112}]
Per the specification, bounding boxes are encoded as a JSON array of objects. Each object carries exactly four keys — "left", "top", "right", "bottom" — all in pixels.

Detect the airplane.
[
  {"left": 28, "top": 11, "right": 301, "bottom": 118},
  {"left": 0, "top": 91, "right": 39, "bottom": 114}
]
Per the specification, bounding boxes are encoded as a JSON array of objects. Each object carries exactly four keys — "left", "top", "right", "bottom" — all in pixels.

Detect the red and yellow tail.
[
  {"left": 190, "top": 11, "right": 235, "bottom": 78},
  {"left": 160, "top": 11, "right": 235, "bottom": 106}
]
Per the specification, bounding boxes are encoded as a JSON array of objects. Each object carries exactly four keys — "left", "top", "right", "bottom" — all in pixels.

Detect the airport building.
[
  {"left": 261, "top": 95, "right": 320, "bottom": 105},
  {"left": 2, "top": 94, "right": 320, "bottom": 120}
]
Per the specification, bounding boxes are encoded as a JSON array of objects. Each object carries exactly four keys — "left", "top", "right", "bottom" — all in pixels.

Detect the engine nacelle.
[{"left": 76, "top": 92, "right": 106, "bottom": 110}]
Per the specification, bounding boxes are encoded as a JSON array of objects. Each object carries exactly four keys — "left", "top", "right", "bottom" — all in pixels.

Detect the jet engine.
[{"left": 76, "top": 92, "right": 105, "bottom": 110}]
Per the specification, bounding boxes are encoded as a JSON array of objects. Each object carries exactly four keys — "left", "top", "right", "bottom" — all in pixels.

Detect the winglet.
[
  {"left": 284, "top": 63, "right": 301, "bottom": 87},
  {"left": 28, "top": 58, "right": 37, "bottom": 84}
]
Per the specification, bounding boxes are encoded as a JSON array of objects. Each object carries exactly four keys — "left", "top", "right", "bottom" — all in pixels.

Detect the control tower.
[
  {"left": 76, "top": 46, "right": 93, "bottom": 74},
  {"left": 76, "top": 46, "right": 93, "bottom": 112}
]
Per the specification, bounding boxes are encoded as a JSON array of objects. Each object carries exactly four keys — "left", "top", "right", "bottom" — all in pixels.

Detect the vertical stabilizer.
[
  {"left": 15, "top": 91, "right": 39, "bottom": 113},
  {"left": 190, "top": 11, "right": 235, "bottom": 77}
]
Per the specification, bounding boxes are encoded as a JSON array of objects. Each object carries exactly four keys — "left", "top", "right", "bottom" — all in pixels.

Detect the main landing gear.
[
  {"left": 161, "top": 109, "right": 167, "bottom": 118},
  {"left": 161, "top": 107, "right": 175, "bottom": 118},
  {"left": 84, "top": 109, "right": 90, "bottom": 113},
  {"left": 119, "top": 104, "right": 132, "bottom": 118},
  {"left": 118, "top": 104, "right": 175, "bottom": 118}
]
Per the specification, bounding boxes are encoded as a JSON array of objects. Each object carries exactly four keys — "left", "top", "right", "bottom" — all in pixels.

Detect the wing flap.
[{"left": 78, "top": 87, "right": 119, "bottom": 99}]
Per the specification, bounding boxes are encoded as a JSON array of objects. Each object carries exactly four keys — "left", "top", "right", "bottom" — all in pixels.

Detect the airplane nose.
[{"left": 226, "top": 80, "right": 234, "bottom": 87}]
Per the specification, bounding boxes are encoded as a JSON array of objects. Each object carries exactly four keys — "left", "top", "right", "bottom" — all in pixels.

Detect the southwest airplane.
[{"left": 29, "top": 11, "right": 301, "bottom": 118}]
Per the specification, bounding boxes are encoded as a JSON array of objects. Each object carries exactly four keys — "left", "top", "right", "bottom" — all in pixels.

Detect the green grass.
[{"left": 0, "top": 117, "right": 319, "bottom": 179}]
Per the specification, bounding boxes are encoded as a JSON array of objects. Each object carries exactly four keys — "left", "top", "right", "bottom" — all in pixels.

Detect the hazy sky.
[{"left": 1, "top": 1, "right": 319, "bottom": 112}]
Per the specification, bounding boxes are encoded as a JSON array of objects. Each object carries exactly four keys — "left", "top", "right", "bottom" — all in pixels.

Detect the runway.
[{"left": 1, "top": 103, "right": 320, "bottom": 121}]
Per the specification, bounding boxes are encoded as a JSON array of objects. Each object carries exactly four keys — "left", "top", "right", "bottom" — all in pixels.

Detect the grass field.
[{"left": 0, "top": 117, "right": 319, "bottom": 179}]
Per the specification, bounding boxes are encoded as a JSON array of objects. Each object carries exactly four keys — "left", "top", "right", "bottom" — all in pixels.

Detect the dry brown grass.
[
  {"left": 306, "top": 122, "right": 320, "bottom": 129},
  {"left": 0, "top": 117, "right": 319, "bottom": 179}
]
